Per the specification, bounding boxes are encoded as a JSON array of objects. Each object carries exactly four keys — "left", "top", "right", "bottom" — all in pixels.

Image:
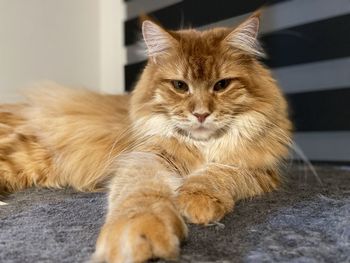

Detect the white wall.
[
  {"left": 0, "top": 0, "right": 125, "bottom": 103},
  {"left": 99, "top": 0, "right": 125, "bottom": 94}
]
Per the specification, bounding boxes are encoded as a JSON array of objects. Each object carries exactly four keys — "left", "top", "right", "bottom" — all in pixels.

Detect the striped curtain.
[{"left": 124, "top": 0, "right": 350, "bottom": 163}]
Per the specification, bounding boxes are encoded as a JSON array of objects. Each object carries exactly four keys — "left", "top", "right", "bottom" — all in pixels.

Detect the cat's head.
[{"left": 130, "top": 12, "right": 287, "bottom": 141}]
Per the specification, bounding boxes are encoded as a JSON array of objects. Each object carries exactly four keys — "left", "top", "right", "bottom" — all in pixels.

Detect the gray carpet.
[{"left": 0, "top": 165, "right": 349, "bottom": 263}]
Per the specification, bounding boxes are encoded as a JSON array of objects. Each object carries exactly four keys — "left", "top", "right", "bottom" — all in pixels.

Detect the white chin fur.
[{"left": 188, "top": 127, "right": 215, "bottom": 141}]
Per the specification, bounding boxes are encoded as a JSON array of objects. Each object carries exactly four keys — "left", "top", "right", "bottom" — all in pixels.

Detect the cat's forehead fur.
[
  {"left": 171, "top": 28, "right": 229, "bottom": 80},
  {"left": 172, "top": 28, "right": 230, "bottom": 54},
  {"left": 142, "top": 14, "right": 262, "bottom": 82},
  {"left": 158, "top": 28, "right": 248, "bottom": 82}
]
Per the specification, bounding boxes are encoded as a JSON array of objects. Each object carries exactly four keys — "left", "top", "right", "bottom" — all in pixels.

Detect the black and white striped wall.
[{"left": 123, "top": 0, "right": 350, "bottom": 163}]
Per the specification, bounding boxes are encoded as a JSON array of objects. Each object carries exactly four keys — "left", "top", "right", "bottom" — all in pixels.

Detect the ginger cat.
[{"left": 0, "top": 12, "right": 292, "bottom": 263}]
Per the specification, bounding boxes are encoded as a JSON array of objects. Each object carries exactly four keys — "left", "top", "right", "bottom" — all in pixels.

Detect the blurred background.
[{"left": 0, "top": 0, "right": 349, "bottom": 163}]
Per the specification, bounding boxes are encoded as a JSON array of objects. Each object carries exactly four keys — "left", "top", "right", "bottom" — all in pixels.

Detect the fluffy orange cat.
[{"left": 0, "top": 12, "right": 292, "bottom": 263}]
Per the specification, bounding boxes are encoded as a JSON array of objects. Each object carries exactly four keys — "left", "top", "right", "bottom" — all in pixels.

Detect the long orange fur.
[{"left": 0, "top": 13, "right": 292, "bottom": 263}]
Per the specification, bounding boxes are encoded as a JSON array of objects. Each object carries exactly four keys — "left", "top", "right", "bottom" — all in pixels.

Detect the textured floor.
[{"left": 0, "top": 165, "right": 349, "bottom": 263}]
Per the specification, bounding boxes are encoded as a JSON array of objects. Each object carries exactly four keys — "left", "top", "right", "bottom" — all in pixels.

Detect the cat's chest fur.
[
  {"left": 196, "top": 138, "right": 237, "bottom": 164},
  {"left": 184, "top": 130, "right": 241, "bottom": 166}
]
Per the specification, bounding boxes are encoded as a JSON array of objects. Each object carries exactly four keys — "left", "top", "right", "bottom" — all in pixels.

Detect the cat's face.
[
  {"left": 148, "top": 34, "right": 255, "bottom": 141},
  {"left": 131, "top": 13, "right": 279, "bottom": 141}
]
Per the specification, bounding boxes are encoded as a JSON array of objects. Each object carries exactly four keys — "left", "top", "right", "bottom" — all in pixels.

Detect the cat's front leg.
[
  {"left": 92, "top": 184, "right": 187, "bottom": 263},
  {"left": 176, "top": 164, "right": 280, "bottom": 225},
  {"left": 91, "top": 152, "right": 187, "bottom": 263}
]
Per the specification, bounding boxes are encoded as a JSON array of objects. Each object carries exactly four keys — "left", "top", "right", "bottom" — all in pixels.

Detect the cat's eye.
[
  {"left": 213, "top": 79, "right": 233, "bottom": 92},
  {"left": 171, "top": 80, "right": 189, "bottom": 93}
]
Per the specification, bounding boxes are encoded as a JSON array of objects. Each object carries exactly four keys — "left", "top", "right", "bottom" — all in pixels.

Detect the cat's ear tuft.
[
  {"left": 225, "top": 12, "right": 265, "bottom": 57},
  {"left": 142, "top": 20, "right": 174, "bottom": 58}
]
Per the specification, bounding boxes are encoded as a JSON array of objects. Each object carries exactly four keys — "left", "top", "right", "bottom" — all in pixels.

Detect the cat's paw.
[
  {"left": 176, "top": 185, "right": 231, "bottom": 225},
  {"left": 91, "top": 202, "right": 187, "bottom": 263}
]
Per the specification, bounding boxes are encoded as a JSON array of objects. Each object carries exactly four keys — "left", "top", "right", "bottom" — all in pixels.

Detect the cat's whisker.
[
  {"left": 100, "top": 122, "right": 155, "bottom": 177},
  {"left": 235, "top": 117, "right": 320, "bottom": 184},
  {"left": 291, "top": 142, "right": 322, "bottom": 185}
]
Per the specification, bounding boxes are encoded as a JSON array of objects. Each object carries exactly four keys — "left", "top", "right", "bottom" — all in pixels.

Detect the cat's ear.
[
  {"left": 224, "top": 11, "right": 265, "bottom": 57},
  {"left": 142, "top": 20, "right": 175, "bottom": 58}
]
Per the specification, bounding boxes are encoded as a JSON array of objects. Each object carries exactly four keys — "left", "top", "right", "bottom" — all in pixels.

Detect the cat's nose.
[{"left": 193, "top": 112, "right": 210, "bottom": 123}]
